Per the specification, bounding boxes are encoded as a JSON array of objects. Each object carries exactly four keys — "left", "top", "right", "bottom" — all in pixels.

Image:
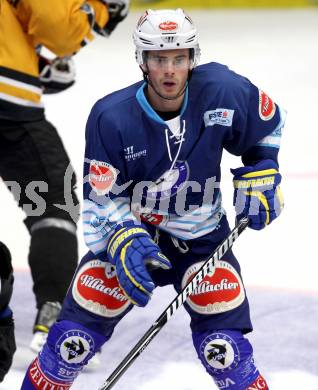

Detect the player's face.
[{"left": 143, "top": 49, "right": 191, "bottom": 110}]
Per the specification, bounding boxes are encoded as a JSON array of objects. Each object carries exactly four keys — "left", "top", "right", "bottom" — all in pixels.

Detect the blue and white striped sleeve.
[
  {"left": 256, "top": 107, "right": 286, "bottom": 149},
  {"left": 82, "top": 197, "right": 138, "bottom": 259}
]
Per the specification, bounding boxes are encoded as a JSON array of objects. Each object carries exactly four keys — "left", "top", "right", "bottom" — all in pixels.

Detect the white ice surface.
[{"left": 0, "top": 9, "right": 318, "bottom": 390}]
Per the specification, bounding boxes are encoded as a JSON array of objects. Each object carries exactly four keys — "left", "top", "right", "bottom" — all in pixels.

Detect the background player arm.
[
  {"left": 14, "top": 0, "right": 128, "bottom": 57},
  {"left": 93, "top": 0, "right": 130, "bottom": 36}
]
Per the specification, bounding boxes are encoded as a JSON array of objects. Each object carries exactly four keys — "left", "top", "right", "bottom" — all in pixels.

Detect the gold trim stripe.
[
  {"left": 0, "top": 88, "right": 43, "bottom": 108},
  {"left": 0, "top": 75, "right": 42, "bottom": 94},
  {"left": 242, "top": 168, "right": 278, "bottom": 179},
  {"left": 0, "top": 81, "right": 41, "bottom": 103}
]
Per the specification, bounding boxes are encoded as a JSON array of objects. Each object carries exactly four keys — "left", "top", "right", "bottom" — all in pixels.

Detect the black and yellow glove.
[
  {"left": 107, "top": 223, "right": 171, "bottom": 306},
  {"left": 231, "top": 159, "right": 284, "bottom": 230}
]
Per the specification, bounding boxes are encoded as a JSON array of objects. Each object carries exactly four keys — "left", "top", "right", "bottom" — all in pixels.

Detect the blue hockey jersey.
[{"left": 83, "top": 61, "right": 285, "bottom": 257}]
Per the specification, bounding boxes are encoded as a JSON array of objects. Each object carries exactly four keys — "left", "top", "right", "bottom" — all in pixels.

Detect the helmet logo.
[{"left": 159, "top": 21, "right": 178, "bottom": 31}]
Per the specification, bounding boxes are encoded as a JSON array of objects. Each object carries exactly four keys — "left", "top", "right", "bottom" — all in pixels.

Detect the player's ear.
[
  {"left": 189, "top": 49, "right": 195, "bottom": 70},
  {"left": 139, "top": 51, "right": 149, "bottom": 74},
  {"left": 140, "top": 63, "right": 147, "bottom": 73}
]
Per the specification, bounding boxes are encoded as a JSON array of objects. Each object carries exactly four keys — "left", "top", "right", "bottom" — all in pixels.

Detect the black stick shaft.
[{"left": 99, "top": 217, "right": 249, "bottom": 390}]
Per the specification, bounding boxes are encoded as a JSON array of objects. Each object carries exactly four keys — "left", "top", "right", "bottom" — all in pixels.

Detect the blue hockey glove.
[
  {"left": 231, "top": 160, "right": 284, "bottom": 230},
  {"left": 107, "top": 224, "right": 171, "bottom": 307}
]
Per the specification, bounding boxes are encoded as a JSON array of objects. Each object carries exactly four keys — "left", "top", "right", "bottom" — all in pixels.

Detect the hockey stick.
[{"left": 98, "top": 217, "right": 249, "bottom": 390}]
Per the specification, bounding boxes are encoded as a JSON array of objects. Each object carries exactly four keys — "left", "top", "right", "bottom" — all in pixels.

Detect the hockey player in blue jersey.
[{"left": 21, "top": 8, "right": 285, "bottom": 390}]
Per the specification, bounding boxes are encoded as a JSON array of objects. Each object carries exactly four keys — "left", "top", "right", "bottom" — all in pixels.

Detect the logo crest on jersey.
[
  {"left": 200, "top": 332, "right": 240, "bottom": 373},
  {"left": 56, "top": 330, "right": 94, "bottom": 365},
  {"left": 28, "top": 358, "right": 71, "bottom": 389},
  {"left": 144, "top": 161, "right": 189, "bottom": 200},
  {"left": 204, "top": 109, "right": 234, "bottom": 127},
  {"left": 159, "top": 21, "right": 178, "bottom": 31},
  {"left": 181, "top": 260, "right": 245, "bottom": 315},
  {"left": 72, "top": 260, "right": 131, "bottom": 317},
  {"left": 258, "top": 90, "right": 276, "bottom": 121},
  {"left": 89, "top": 159, "right": 117, "bottom": 196}
]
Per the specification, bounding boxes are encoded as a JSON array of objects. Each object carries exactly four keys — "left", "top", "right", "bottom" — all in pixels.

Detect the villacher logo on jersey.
[
  {"left": 89, "top": 159, "right": 117, "bottom": 196},
  {"left": 182, "top": 259, "right": 245, "bottom": 315},
  {"left": 139, "top": 211, "right": 167, "bottom": 226},
  {"left": 258, "top": 90, "right": 276, "bottom": 121},
  {"left": 72, "top": 260, "right": 131, "bottom": 318}
]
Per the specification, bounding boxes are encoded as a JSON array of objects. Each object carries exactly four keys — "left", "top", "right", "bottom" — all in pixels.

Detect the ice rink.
[{"left": 1, "top": 8, "right": 318, "bottom": 390}]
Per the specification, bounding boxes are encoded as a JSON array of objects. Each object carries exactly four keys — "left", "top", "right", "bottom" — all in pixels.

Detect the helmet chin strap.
[{"left": 141, "top": 65, "right": 191, "bottom": 102}]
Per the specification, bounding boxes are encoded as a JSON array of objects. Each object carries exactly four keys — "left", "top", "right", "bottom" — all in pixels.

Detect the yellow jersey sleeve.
[{"left": 15, "top": 0, "right": 109, "bottom": 56}]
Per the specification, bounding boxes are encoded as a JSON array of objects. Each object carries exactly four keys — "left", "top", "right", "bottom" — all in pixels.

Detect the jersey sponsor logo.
[
  {"left": 28, "top": 358, "right": 71, "bottom": 389},
  {"left": 89, "top": 159, "right": 117, "bottom": 195},
  {"left": 159, "top": 21, "right": 178, "bottom": 31},
  {"left": 72, "top": 260, "right": 131, "bottom": 317},
  {"left": 181, "top": 260, "right": 245, "bottom": 314},
  {"left": 145, "top": 160, "right": 189, "bottom": 200},
  {"left": 56, "top": 330, "right": 94, "bottom": 365},
  {"left": 124, "top": 145, "right": 147, "bottom": 162},
  {"left": 200, "top": 332, "right": 240, "bottom": 373},
  {"left": 258, "top": 90, "right": 276, "bottom": 121},
  {"left": 204, "top": 109, "right": 234, "bottom": 127},
  {"left": 247, "top": 375, "right": 268, "bottom": 389},
  {"left": 139, "top": 212, "right": 167, "bottom": 225}
]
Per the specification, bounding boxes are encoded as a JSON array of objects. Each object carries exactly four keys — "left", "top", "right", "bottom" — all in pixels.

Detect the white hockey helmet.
[{"left": 133, "top": 9, "right": 201, "bottom": 68}]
